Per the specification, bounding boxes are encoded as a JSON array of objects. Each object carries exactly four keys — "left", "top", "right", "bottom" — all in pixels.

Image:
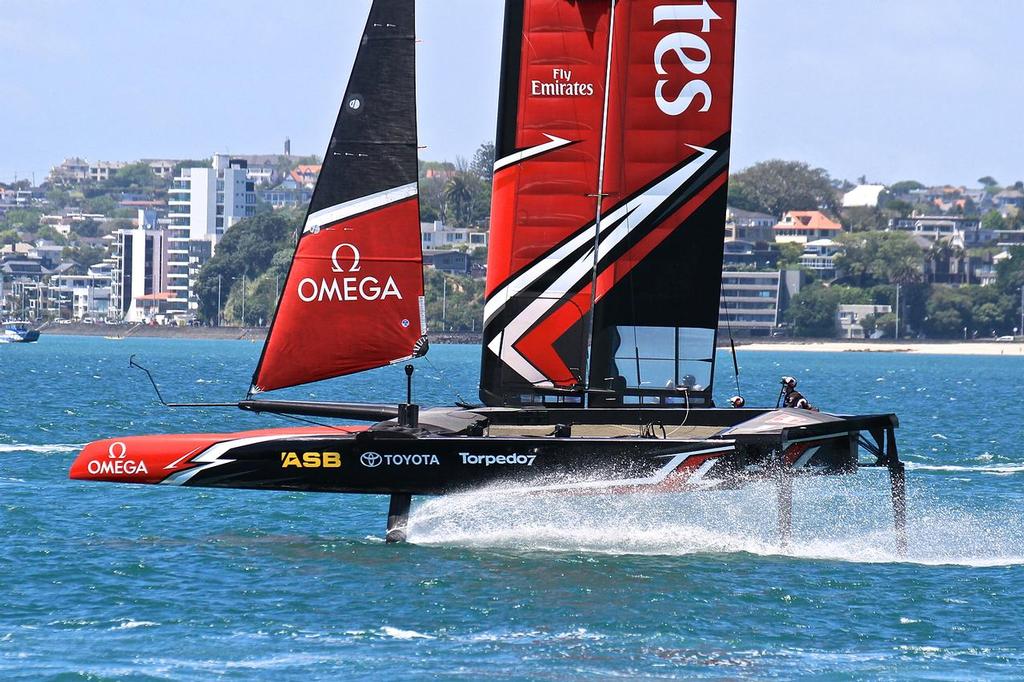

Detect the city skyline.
[{"left": 2, "top": 1, "right": 1022, "bottom": 187}]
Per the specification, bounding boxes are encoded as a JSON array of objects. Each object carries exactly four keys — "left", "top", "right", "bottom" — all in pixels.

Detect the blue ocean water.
[{"left": 2, "top": 336, "right": 1023, "bottom": 679}]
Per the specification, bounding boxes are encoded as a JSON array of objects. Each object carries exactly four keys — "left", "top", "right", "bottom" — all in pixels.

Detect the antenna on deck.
[{"left": 398, "top": 364, "right": 419, "bottom": 428}]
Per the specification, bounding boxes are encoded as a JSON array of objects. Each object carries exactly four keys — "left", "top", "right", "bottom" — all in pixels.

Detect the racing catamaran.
[{"left": 70, "top": 0, "right": 907, "bottom": 550}]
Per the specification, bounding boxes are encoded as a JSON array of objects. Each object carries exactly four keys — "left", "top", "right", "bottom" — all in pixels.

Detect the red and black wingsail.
[
  {"left": 252, "top": 0, "right": 426, "bottom": 394},
  {"left": 481, "top": 0, "right": 737, "bottom": 407}
]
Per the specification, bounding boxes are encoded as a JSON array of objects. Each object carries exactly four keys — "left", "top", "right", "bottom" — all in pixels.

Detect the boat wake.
[
  {"left": 906, "top": 462, "right": 1024, "bottom": 475},
  {"left": 409, "top": 477, "right": 1024, "bottom": 567},
  {"left": 0, "top": 443, "right": 81, "bottom": 455}
]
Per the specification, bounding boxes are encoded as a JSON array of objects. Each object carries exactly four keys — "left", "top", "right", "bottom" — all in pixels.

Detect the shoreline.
[
  {"left": 35, "top": 322, "right": 482, "bottom": 345},
  {"left": 735, "top": 339, "right": 1024, "bottom": 356},
  {"left": 31, "top": 323, "right": 1024, "bottom": 355}
]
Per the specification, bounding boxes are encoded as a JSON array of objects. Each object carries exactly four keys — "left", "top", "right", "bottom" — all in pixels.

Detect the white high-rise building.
[
  {"left": 166, "top": 154, "right": 256, "bottom": 319},
  {"left": 110, "top": 210, "right": 169, "bottom": 322}
]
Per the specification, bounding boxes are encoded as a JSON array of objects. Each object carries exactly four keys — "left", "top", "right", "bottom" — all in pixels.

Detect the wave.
[
  {"left": 408, "top": 481, "right": 1024, "bottom": 567},
  {"left": 0, "top": 443, "right": 81, "bottom": 454},
  {"left": 906, "top": 462, "right": 1024, "bottom": 475}
]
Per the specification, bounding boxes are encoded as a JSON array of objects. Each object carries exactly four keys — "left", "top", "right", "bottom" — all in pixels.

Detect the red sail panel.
[
  {"left": 251, "top": 0, "right": 424, "bottom": 393},
  {"left": 586, "top": 1, "right": 737, "bottom": 400},
  {"left": 252, "top": 196, "right": 425, "bottom": 393},
  {"left": 481, "top": 0, "right": 737, "bottom": 407},
  {"left": 481, "top": 0, "right": 613, "bottom": 401}
]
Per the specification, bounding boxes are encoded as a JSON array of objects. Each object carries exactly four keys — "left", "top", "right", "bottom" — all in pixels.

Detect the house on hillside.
[
  {"left": 841, "top": 184, "right": 886, "bottom": 208},
  {"left": 725, "top": 207, "right": 776, "bottom": 242},
  {"left": 773, "top": 211, "right": 843, "bottom": 244}
]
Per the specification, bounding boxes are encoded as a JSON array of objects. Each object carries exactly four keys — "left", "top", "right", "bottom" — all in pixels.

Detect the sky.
[{"left": 1, "top": 1, "right": 1022, "bottom": 188}]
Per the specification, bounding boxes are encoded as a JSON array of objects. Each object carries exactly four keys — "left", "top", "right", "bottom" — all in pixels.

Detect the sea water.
[{"left": 1, "top": 336, "right": 1023, "bottom": 679}]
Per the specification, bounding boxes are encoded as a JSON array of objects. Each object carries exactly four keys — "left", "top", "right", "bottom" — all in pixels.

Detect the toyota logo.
[{"left": 360, "top": 452, "right": 382, "bottom": 468}]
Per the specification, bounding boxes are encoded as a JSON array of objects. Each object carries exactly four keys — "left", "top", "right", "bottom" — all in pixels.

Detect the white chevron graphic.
[
  {"left": 492, "top": 134, "right": 574, "bottom": 172},
  {"left": 486, "top": 145, "right": 717, "bottom": 386}
]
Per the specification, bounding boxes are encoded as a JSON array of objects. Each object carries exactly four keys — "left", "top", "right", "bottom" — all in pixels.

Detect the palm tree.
[{"left": 443, "top": 174, "right": 473, "bottom": 226}]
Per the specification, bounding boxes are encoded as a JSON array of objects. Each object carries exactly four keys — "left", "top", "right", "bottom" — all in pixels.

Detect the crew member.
[
  {"left": 729, "top": 395, "right": 745, "bottom": 408},
  {"left": 780, "top": 376, "right": 814, "bottom": 410}
]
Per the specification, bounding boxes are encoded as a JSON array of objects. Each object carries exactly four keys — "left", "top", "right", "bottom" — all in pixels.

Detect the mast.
[{"left": 251, "top": 0, "right": 426, "bottom": 394}]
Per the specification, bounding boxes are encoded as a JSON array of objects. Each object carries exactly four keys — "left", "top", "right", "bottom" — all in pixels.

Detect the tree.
[
  {"left": 786, "top": 285, "right": 869, "bottom": 337},
  {"left": 443, "top": 174, "right": 475, "bottom": 227},
  {"left": 888, "top": 180, "right": 925, "bottom": 195},
  {"left": 728, "top": 160, "right": 838, "bottom": 217},
  {"left": 776, "top": 242, "right": 803, "bottom": 269},
  {"left": 470, "top": 142, "right": 495, "bottom": 183},
  {"left": 422, "top": 268, "right": 484, "bottom": 332},
  {"left": 193, "top": 211, "right": 302, "bottom": 322},
  {"left": 981, "top": 209, "right": 1006, "bottom": 231},
  {"left": 842, "top": 205, "right": 886, "bottom": 232},
  {"left": 835, "top": 231, "right": 924, "bottom": 286},
  {"left": 103, "top": 163, "right": 163, "bottom": 192},
  {"left": 978, "top": 176, "right": 999, "bottom": 188}
]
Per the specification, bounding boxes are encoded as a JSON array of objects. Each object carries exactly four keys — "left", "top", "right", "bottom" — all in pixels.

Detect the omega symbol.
[{"left": 331, "top": 243, "right": 361, "bottom": 273}]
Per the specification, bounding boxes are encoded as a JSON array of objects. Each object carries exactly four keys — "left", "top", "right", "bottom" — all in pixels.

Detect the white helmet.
[
  {"left": 729, "top": 395, "right": 745, "bottom": 408},
  {"left": 780, "top": 376, "right": 798, "bottom": 389}
]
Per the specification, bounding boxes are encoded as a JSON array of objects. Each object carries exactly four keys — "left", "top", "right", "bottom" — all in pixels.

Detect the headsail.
[
  {"left": 252, "top": 0, "right": 426, "bottom": 394},
  {"left": 481, "top": 0, "right": 737, "bottom": 407}
]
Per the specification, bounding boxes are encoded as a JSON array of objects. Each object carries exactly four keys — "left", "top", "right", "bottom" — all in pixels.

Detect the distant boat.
[{"left": 1, "top": 321, "right": 40, "bottom": 343}]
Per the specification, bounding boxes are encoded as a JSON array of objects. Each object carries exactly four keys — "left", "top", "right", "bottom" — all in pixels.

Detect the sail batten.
[{"left": 251, "top": 0, "right": 424, "bottom": 394}]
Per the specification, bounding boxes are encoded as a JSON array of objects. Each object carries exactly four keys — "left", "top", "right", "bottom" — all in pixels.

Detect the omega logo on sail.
[
  {"left": 296, "top": 242, "right": 403, "bottom": 303},
  {"left": 653, "top": 2, "right": 721, "bottom": 116}
]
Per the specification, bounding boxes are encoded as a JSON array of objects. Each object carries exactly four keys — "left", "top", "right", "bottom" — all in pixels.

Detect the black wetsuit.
[{"left": 783, "top": 389, "right": 811, "bottom": 410}]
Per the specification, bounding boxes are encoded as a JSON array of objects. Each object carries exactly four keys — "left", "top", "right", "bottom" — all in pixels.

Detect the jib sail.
[
  {"left": 252, "top": 0, "right": 426, "bottom": 394},
  {"left": 480, "top": 0, "right": 736, "bottom": 407}
]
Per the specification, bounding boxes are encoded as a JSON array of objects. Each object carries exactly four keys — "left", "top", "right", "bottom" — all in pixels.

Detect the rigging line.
[
  {"left": 720, "top": 295, "right": 742, "bottom": 397},
  {"left": 582, "top": 0, "right": 618, "bottom": 404},
  {"left": 264, "top": 409, "right": 353, "bottom": 432},
  {"left": 421, "top": 353, "right": 472, "bottom": 407}
]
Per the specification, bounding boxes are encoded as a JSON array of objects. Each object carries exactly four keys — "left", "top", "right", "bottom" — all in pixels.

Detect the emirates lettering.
[
  {"left": 296, "top": 276, "right": 402, "bottom": 303},
  {"left": 531, "top": 68, "right": 595, "bottom": 98},
  {"left": 87, "top": 459, "right": 149, "bottom": 475},
  {"left": 280, "top": 451, "right": 341, "bottom": 468},
  {"left": 653, "top": 2, "right": 721, "bottom": 115}
]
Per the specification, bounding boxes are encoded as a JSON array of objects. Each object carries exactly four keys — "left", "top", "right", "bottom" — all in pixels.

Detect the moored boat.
[{"left": 2, "top": 320, "right": 40, "bottom": 343}]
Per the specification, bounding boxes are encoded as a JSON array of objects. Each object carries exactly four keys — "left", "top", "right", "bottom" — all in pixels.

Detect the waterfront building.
[
  {"left": 773, "top": 211, "right": 843, "bottom": 244},
  {"left": 721, "top": 240, "right": 779, "bottom": 269},
  {"left": 888, "top": 215, "right": 990, "bottom": 246},
  {"left": 110, "top": 210, "right": 170, "bottom": 322},
  {"left": 836, "top": 304, "right": 892, "bottom": 339},
  {"left": 166, "top": 155, "right": 256, "bottom": 319},
  {"left": 47, "top": 262, "right": 113, "bottom": 321},
  {"left": 420, "top": 220, "right": 488, "bottom": 251},
  {"left": 798, "top": 239, "right": 840, "bottom": 279},
  {"left": 718, "top": 269, "right": 802, "bottom": 337},
  {"left": 423, "top": 250, "right": 472, "bottom": 275}
]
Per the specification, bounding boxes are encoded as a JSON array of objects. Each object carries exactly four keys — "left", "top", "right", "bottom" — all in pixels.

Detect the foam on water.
[
  {"left": 409, "top": 476, "right": 1024, "bottom": 567},
  {"left": 0, "top": 443, "right": 81, "bottom": 454}
]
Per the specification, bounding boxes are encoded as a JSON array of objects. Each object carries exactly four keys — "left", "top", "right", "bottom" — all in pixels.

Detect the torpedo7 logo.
[
  {"left": 296, "top": 242, "right": 403, "bottom": 303},
  {"left": 654, "top": 2, "right": 721, "bottom": 116}
]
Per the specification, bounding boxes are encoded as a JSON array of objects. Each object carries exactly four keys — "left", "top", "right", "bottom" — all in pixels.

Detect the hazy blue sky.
[{"left": 2, "top": 1, "right": 1021, "bottom": 187}]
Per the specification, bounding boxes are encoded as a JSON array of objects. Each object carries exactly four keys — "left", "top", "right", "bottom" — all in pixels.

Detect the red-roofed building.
[
  {"left": 773, "top": 211, "right": 843, "bottom": 244},
  {"left": 290, "top": 164, "right": 321, "bottom": 188}
]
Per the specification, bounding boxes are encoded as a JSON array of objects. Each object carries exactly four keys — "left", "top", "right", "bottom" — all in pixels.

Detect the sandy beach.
[{"left": 737, "top": 340, "right": 1024, "bottom": 356}]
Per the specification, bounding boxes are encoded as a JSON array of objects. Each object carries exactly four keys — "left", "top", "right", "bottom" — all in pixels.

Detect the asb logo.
[
  {"left": 360, "top": 452, "right": 383, "bottom": 468},
  {"left": 653, "top": 2, "right": 721, "bottom": 116},
  {"left": 87, "top": 441, "right": 149, "bottom": 476},
  {"left": 280, "top": 451, "right": 341, "bottom": 468},
  {"left": 297, "top": 242, "right": 403, "bottom": 303}
]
